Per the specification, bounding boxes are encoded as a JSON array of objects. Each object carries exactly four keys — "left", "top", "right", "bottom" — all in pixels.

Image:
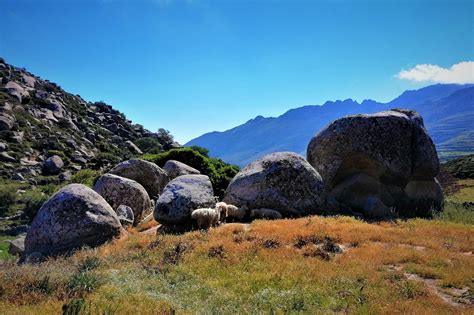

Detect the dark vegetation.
[
  {"left": 443, "top": 154, "right": 474, "bottom": 179},
  {"left": 143, "top": 147, "right": 240, "bottom": 199}
]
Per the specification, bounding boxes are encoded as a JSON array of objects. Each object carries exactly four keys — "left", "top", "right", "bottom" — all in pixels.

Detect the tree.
[{"left": 157, "top": 128, "right": 174, "bottom": 145}]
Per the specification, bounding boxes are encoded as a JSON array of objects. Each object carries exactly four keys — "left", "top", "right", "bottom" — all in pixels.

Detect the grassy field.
[
  {"left": 446, "top": 179, "right": 474, "bottom": 203},
  {"left": 0, "top": 181, "right": 472, "bottom": 314}
]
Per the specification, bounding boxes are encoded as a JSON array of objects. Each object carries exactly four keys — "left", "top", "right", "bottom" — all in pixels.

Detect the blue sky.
[{"left": 1, "top": 0, "right": 472, "bottom": 143}]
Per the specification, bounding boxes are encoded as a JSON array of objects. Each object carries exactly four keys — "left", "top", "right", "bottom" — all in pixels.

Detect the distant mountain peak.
[{"left": 187, "top": 83, "right": 474, "bottom": 166}]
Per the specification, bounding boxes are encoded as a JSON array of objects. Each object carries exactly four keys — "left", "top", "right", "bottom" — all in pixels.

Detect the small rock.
[
  {"left": 11, "top": 131, "right": 24, "bottom": 143},
  {"left": 116, "top": 205, "right": 134, "bottom": 228},
  {"left": 12, "top": 173, "right": 25, "bottom": 181},
  {"left": 0, "top": 152, "right": 16, "bottom": 162},
  {"left": 8, "top": 236, "right": 25, "bottom": 256},
  {"left": 59, "top": 171, "right": 72, "bottom": 182},
  {"left": 0, "top": 114, "right": 15, "bottom": 131},
  {"left": 43, "top": 155, "right": 64, "bottom": 174},
  {"left": 125, "top": 140, "right": 143, "bottom": 154}
]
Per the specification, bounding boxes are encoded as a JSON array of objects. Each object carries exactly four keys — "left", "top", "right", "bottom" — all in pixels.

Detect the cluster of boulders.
[
  {"left": 16, "top": 108, "right": 444, "bottom": 263},
  {"left": 19, "top": 158, "right": 204, "bottom": 260}
]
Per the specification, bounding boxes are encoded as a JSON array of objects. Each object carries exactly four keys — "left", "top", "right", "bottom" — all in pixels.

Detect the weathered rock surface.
[
  {"left": 93, "top": 174, "right": 151, "bottom": 225},
  {"left": 163, "top": 160, "right": 200, "bottom": 179},
  {"left": 154, "top": 175, "right": 215, "bottom": 226},
  {"left": 24, "top": 184, "right": 122, "bottom": 256},
  {"left": 224, "top": 152, "right": 326, "bottom": 217},
  {"left": 109, "top": 159, "right": 169, "bottom": 198},
  {"left": 0, "top": 113, "right": 15, "bottom": 131},
  {"left": 8, "top": 235, "right": 25, "bottom": 256},
  {"left": 5, "top": 81, "right": 28, "bottom": 102},
  {"left": 116, "top": 204, "right": 134, "bottom": 228},
  {"left": 124, "top": 140, "right": 143, "bottom": 154},
  {"left": 307, "top": 109, "right": 443, "bottom": 218},
  {"left": 43, "top": 155, "right": 64, "bottom": 174}
]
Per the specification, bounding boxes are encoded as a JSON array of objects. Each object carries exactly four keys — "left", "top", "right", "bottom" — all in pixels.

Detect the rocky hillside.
[
  {"left": 186, "top": 84, "right": 474, "bottom": 166},
  {"left": 0, "top": 58, "right": 179, "bottom": 183}
]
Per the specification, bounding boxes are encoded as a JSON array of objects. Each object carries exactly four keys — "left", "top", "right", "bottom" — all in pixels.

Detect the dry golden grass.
[{"left": 0, "top": 216, "right": 472, "bottom": 314}]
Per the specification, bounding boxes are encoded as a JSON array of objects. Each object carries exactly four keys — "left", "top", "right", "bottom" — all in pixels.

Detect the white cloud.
[{"left": 395, "top": 61, "right": 474, "bottom": 84}]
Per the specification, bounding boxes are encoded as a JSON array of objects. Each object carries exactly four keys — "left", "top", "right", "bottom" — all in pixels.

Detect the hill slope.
[
  {"left": 0, "top": 58, "right": 177, "bottom": 182},
  {"left": 187, "top": 84, "right": 474, "bottom": 166}
]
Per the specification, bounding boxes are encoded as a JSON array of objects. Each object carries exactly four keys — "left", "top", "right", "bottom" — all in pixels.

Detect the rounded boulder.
[
  {"left": 24, "top": 184, "right": 122, "bottom": 257},
  {"left": 109, "top": 159, "right": 169, "bottom": 198},
  {"left": 93, "top": 174, "right": 151, "bottom": 225},
  {"left": 154, "top": 174, "right": 215, "bottom": 226},
  {"left": 223, "top": 152, "right": 326, "bottom": 217},
  {"left": 163, "top": 160, "right": 200, "bottom": 180},
  {"left": 307, "top": 109, "right": 441, "bottom": 218}
]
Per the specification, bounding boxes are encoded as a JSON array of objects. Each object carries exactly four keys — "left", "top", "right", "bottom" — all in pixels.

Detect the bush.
[
  {"left": 189, "top": 145, "right": 209, "bottom": 157},
  {"left": 70, "top": 169, "right": 101, "bottom": 187},
  {"left": 21, "top": 189, "right": 49, "bottom": 222},
  {"left": 443, "top": 154, "right": 474, "bottom": 179},
  {"left": 67, "top": 272, "right": 101, "bottom": 297},
  {"left": 142, "top": 148, "right": 239, "bottom": 199},
  {"left": 0, "top": 184, "right": 17, "bottom": 217},
  {"left": 156, "top": 128, "right": 174, "bottom": 145},
  {"left": 91, "top": 152, "right": 122, "bottom": 169},
  {"left": 135, "top": 137, "right": 163, "bottom": 154},
  {"left": 435, "top": 201, "right": 474, "bottom": 224}
]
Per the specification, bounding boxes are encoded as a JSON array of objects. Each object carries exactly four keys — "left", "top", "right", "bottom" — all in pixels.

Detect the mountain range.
[{"left": 186, "top": 84, "right": 474, "bottom": 167}]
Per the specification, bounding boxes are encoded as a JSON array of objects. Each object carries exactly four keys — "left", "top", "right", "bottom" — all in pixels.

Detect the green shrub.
[
  {"left": 70, "top": 169, "right": 101, "bottom": 187},
  {"left": 135, "top": 137, "right": 163, "bottom": 154},
  {"left": 443, "top": 154, "right": 474, "bottom": 179},
  {"left": 189, "top": 145, "right": 209, "bottom": 157},
  {"left": 0, "top": 183, "right": 19, "bottom": 217},
  {"left": 21, "top": 189, "right": 49, "bottom": 222},
  {"left": 435, "top": 201, "right": 474, "bottom": 224},
  {"left": 143, "top": 148, "right": 239, "bottom": 199},
  {"left": 92, "top": 152, "right": 122, "bottom": 169},
  {"left": 67, "top": 272, "right": 101, "bottom": 297}
]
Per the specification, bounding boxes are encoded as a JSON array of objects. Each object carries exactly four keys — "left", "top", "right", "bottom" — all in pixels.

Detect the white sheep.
[
  {"left": 250, "top": 208, "right": 283, "bottom": 220},
  {"left": 216, "top": 202, "right": 247, "bottom": 222},
  {"left": 191, "top": 208, "right": 221, "bottom": 229},
  {"left": 215, "top": 202, "right": 229, "bottom": 221}
]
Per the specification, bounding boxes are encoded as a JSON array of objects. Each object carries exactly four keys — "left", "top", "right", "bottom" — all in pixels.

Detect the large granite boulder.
[
  {"left": 24, "top": 184, "right": 122, "bottom": 257},
  {"left": 307, "top": 109, "right": 442, "bottom": 218},
  {"left": 109, "top": 159, "right": 169, "bottom": 198},
  {"left": 154, "top": 175, "right": 215, "bottom": 226},
  {"left": 93, "top": 174, "right": 152, "bottom": 225},
  {"left": 163, "top": 160, "right": 200, "bottom": 180},
  {"left": 223, "top": 152, "right": 326, "bottom": 217}
]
